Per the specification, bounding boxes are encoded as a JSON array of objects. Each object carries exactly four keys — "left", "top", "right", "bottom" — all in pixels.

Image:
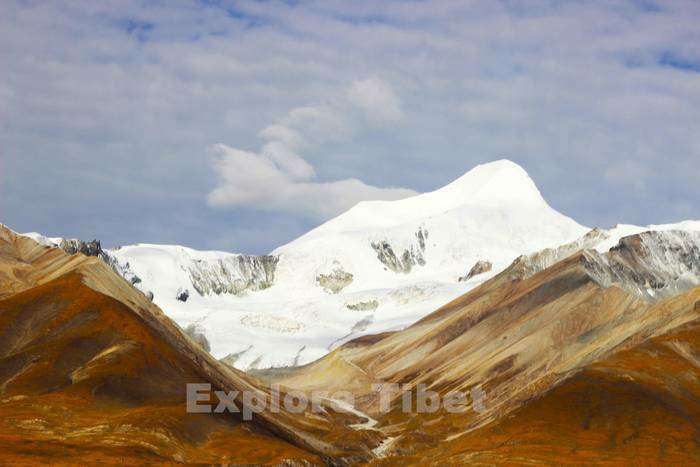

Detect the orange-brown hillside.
[
  {"left": 0, "top": 225, "right": 379, "bottom": 465},
  {"left": 393, "top": 304, "right": 700, "bottom": 465},
  {"left": 273, "top": 233, "right": 700, "bottom": 464},
  {"left": 4, "top": 221, "right": 700, "bottom": 465}
]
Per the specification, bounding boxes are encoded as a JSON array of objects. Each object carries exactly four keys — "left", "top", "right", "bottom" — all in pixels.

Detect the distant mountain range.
[{"left": 21, "top": 160, "right": 700, "bottom": 370}]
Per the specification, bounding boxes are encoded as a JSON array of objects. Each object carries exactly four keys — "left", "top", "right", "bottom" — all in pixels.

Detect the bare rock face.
[
  {"left": 371, "top": 226, "right": 428, "bottom": 274},
  {"left": 58, "top": 238, "right": 117, "bottom": 272},
  {"left": 55, "top": 239, "right": 149, "bottom": 292},
  {"left": 188, "top": 254, "right": 278, "bottom": 296},
  {"left": 509, "top": 228, "right": 610, "bottom": 281},
  {"left": 345, "top": 299, "right": 379, "bottom": 311},
  {"left": 50, "top": 236, "right": 280, "bottom": 299},
  {"left": 459, "top": 260, "right": 492, "bottom": 282},
  {"left": 176, "top": 287, "right": 189, "bottom": 302},
  {"left": 58, "top": 238, "right": 103, "bottom": 257},
  {"left": 316, "top": 268, "right": 354, "bottom": 294},
  {"left": 582, "top": 230, "right": 700, "bottom": 301},
  {"left": 503, "top": 229, "right": 700, "bottom": 302}
]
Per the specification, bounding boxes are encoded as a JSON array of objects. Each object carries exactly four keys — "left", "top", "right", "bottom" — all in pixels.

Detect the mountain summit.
[
  {"left": 313, "top": 159, "right": 550, "bottom": 233},
  {"left": 420, "top": 159, "right": 547, "bottom": 208},
  {"left": 276, "top": 159, "right": 585, "bottom": 293}
]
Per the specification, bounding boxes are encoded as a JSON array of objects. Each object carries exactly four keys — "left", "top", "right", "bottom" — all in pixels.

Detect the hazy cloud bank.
[{"left": 1, "top": 0, "right": 699, "bottom": 252}]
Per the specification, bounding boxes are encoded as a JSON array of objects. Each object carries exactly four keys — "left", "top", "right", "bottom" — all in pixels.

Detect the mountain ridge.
[
  {"left": 15, "top": 161, "right": 700, "bottom": 370},
  {"left": 4, "top": 161, "right": 700, "bottom": 463},
  {"left": 266, "top": 229, "right": 700, "bottom": 462}
]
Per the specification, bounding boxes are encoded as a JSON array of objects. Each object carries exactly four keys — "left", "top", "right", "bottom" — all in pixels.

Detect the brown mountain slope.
[
  {"left": 0, "top": 225, "right": 380, "bottom": 464},
  {"left": 273, "top": 233, "right": 700, "bottom": 463},
  {"left": 5, "top": 222, "right": 700, "bottom": 464},
  {"left": 0, "top": 273, "right": 321, "bottom": 464},
  {"left": 394, "top": 300, "right": 700, "bottom": 465}
]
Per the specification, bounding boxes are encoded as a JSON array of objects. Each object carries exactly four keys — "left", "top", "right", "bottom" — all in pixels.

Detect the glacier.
[{"left": 21, "top": 160, "right": 700, "bottom": 371}]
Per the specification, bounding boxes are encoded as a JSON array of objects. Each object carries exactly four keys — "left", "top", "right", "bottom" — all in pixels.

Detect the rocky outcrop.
[
  {"left": 346, "top": 299, "right": 379, "bottom": 311},
  {"left": 102, "top": 252, "right": 143, "bottom": 285},
  {"left": 188, "top": 255, "right": 278, "bottom": 296},
  {"left": 504, "top": 229, "right": 700, "bottom": 301},
  {"left": 176, "top": 287, "right": 189, "bottom": 302},
  {"left": 509, "top": 228, "right": 609, "bottom": 280},
  {"left": 316, "top": 268, "right": 354, "bottom": 294},
  {"left": 582, "top": 230, "right": 700, "bottom": 301},
  {"left": 459, "top": 260, "right": 492, "bottom": 282},
  {"left": 51, "top": 238, "right": 150, "bottom": 294},
  {"left": 57, "top": 237, "right": 120, "bottom": 275},
  {"left": 58, "top": 238, "right": 103, "bottom": 257},
  {"left": 371, "top": 226, "right": 428, "bottom": 273}
]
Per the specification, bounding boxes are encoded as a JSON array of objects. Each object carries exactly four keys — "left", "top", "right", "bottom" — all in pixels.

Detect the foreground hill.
[
  {"left": 417, "top": 312, "right": 700, "bottom": 464},
  {"left": 0, "top": 225, "right": 379, "bottom": 464},
  {"left": 5, "top": 222, "right": 700, "bottom": 463},
  {"left": 269, "top": 229, "right": 700, "bottom": 463}
]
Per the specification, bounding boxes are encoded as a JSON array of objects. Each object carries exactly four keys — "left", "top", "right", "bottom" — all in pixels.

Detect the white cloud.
[
  {"left": 207, "top": 143, "right": 415, "bottom": 219},
  {"left": 283, "top": 104, "right": 353, "bottom": 144},
  {"left": 260, "top": 141, "right": 315, "bottom": 180},
  {"left": 347, "top": 77, "right": 403, "bottom": 123},
  {"left": 258, "top": 124, "right": 305, "bottom": 149},
  {"left": 207, "top": 78, "right": 415, "bottom": 219}
]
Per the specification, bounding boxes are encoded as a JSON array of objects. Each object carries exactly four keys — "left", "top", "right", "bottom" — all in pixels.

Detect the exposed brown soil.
[
  {"left": 275, "top": 248, "right": 700, "bottom": 464},
  {"left": 392, "top": 317, "right": 700, "bottom": 464},
  {"left": 0, "top": 225, "right": 379, "bottom": 465},
  {"left": 4, "top": 222, "right": 700, "bottom": 465}
]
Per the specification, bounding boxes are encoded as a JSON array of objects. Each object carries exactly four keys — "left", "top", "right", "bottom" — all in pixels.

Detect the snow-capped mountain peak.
[
  {"left": 33, "top": 160, "right": 700, "bottom": 372},
  {"left": 307, "top": 159, "right": 546, "bottom": 235},
  {"left": 23, "top": 160, "right": 593, "bottom": 370},
  {"left": 272, "top": 160, "right": 586, "bottom": 297},
  {"left": 434, "top": 159, "right": 545, "bottom": 207}
]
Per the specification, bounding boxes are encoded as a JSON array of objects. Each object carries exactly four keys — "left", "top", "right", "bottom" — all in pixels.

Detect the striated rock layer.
[
  {"left": 186, "top": 253, "right": 278, "bottom": 296},
  {"left": 459, "top": 259, "right": 492, "bottom": 282},
  {"left": 269, "top": 230, "right": 700, "bottom": 464}
]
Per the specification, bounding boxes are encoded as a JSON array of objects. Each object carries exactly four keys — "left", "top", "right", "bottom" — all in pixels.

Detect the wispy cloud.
[
  {"left": 207, "top": 78, "right": 415, "bottom": 219},
  {"left": 1, "top": 0, "right": 699, "bottom": 251}
]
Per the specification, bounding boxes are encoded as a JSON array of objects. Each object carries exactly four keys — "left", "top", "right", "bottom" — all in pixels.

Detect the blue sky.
[{"left": 1, "top": 0, "right": 699, "bottom": 253}]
